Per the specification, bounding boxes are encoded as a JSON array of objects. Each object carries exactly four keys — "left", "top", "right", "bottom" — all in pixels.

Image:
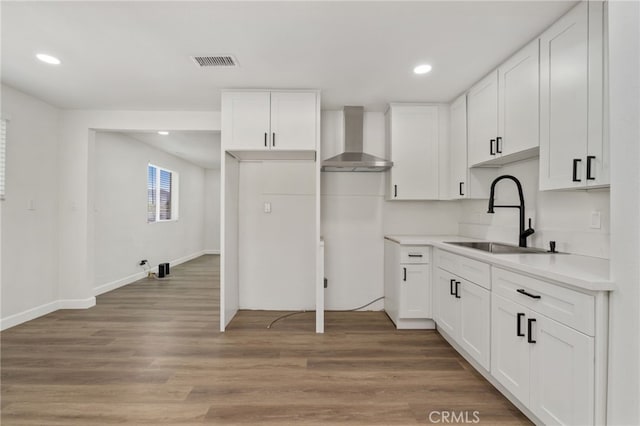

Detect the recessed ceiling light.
[
  {"left": 414, "top": 64, "right": 432, "bottom": 75},
  {"left": 158, "top": 131, "right": 169, "bottom": 135},
  {"left": 36, "top": 53, "right": 61, "bottom": 65}
]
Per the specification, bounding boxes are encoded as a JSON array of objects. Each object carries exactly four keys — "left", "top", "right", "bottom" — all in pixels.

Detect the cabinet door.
[
  {"left": 459, "top": 280, "right": 491, "bottom": 370},
  {"left": 399, "top": 264, "right": 430, "bottom": 319},
  {"left": 450, "top": 94, "right": 468, "bottom": 199},
  {"left": 222, "top": 92, "right": 271, "bottom": 150},
  {"left": 586, "top": 1, "right": 608, "bottom": 188},
  {"left": 499, "top": 39, "right": 540, "bottom": 157},
  {"left": 467, "top": 71, "right": 498, "bottom": 166},
  {"left": 529, "top": 314, "right": 595, "bottom": 426},
  {"left": 388, "top": 105, "right": 439, "bottom": 200},
  {"left": 491, "top": 294, "right": 530, "bottom": 403},
  {"left": 270, "top": 92, "right": 317, "bottom": 151},
  {"left": 539, "top": 2, "right": 588, "bottom": 190},
  {"left": 434, "top": 269, "right": 460, "bottom": 338}
]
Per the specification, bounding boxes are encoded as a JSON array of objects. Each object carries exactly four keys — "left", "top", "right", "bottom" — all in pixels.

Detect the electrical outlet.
[
  {"left": 590, "top": 211, "right": 601, "bottom": 229},
  {"left": 264, "top": 202, "right": 272, "bottom": 214}
]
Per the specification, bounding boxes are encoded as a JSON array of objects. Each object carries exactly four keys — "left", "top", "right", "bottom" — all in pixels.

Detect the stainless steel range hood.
[{"left": 321, "top": 106, "right": 393, "bottom": 172}]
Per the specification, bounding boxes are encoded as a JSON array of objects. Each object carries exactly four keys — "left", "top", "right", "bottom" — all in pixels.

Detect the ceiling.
[
  {"left": 116, "top": 130, "right": 221, "bottom": 169},
  {"left": 1, "top": 1, "right": 576, "bottom": 111}
]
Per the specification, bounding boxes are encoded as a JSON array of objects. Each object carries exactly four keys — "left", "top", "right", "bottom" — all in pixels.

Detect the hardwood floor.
[{"left": 1, "top": 255, "right": 531, "bottom": 425}]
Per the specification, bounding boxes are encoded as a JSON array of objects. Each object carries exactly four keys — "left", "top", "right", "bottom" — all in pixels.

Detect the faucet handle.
[
  {"left": 528, "top": 218, "right": 533, "bottom": 230},
  {"left": 548, "top": 241, "right": 557, "bottom": 253}
]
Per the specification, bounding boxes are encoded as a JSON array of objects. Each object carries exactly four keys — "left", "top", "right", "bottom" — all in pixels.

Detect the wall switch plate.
[
  {"left": 590, "top": 211, "right": 601, "bottom": 229},
  {"left": 264, "top": 202, "right": 271, "bottom": 214}
]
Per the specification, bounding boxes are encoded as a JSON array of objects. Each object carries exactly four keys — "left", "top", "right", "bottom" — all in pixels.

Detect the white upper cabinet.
[
  {"left": 270, "top": 92, "right": 317, "bottom": 151},
  {"left": 222, "top": 92, "right": 271, "bottom": 150},
  {"left": 499, "top": 39, "right": 540, "bottom": 159},
  {"left": 468, "top": 40, "right": 540, "bottom": 168},
  {"left": 449, "top": 94, "right": 495, "bottom": 199},
  {"left": 467, "top": 71, "right": 499, "bottom": 167},
  {"left": 539, "top": 1, "right": 607, "bottom": 190},
  {"left": 386, "top": 104, "right": 440, "bottom": 200},
  {"left": 222, "top": 91, "right": 318, "bottom": 152},
  {"left": 450, "top": 94, "right": 469, "bottom": 198}
]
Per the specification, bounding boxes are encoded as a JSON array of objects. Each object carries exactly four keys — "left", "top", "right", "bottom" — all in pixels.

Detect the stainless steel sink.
[{"left": 444, "top": 241, "right": 555, "bottom": 254}]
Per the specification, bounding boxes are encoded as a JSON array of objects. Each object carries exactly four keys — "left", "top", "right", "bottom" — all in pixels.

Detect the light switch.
[
  {"left": 264, "top": 202, "right": 272, "bottom": 214},
  {"left": 28, "top": 200, "right": 36, "bottom": 211},
  {"left": 590, "top": 211, "right": 601, "bottom": 229}
]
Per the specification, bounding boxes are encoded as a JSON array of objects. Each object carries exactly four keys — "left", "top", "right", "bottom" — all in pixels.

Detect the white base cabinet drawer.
[
  {"left": 435, "top": 249, "right": 490, "bottom": 290},
  {"left": 400, "top": 246, "right": 430, "bottom": 264},
  {"left": 493, "top": 267, "right": 595, "bottom": 335}
]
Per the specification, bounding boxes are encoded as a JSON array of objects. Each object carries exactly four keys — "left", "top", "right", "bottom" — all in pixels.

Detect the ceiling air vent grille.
[{"left": 191, "top": 55, "right": 238, "bottom": 67}]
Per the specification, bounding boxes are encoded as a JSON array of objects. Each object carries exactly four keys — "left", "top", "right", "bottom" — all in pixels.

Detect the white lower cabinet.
[
  {"left": 491, "top": 292, "right": 595, "bottom": 426},
  {"left": 435, "top": 265, "right": 490, "bottom": 370},
  {"left": 400, "top": 264, "right": 430, "bottom": 318},
  {"left": 432, "top": 250, "right": 605, "bottom": 425},
  {"left": 459, "top": 279, "right": 491, "bottom": 370},
  {"left": 530, "top": 313, "right": 594, "bottom": 426},
  {"left": 384, "top": 240, "right": 432, "bottom": 329}
]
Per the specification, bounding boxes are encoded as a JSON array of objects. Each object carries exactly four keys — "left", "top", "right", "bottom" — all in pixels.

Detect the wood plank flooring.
[{"left": 1, "top": 255, "right": 531, "bottom": 425}]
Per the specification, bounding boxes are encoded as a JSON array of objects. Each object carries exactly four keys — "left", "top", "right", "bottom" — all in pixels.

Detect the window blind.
[
  {"left": 159, "top": 169, "right": 172, "bottom": 220},
  {"left": 0, "top": 119, "right": 6, "bottom": 200},
  {"left": 147, "top": 164, "right": 157, "bottom": 222}
]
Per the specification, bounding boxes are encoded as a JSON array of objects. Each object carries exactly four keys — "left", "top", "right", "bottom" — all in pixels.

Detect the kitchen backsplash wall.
[
  {"left": 321, "top": 111, "right": 460, "bottom": 310},
  {"left": 458, "top": 157, "right": 610, "bottom": 259}
]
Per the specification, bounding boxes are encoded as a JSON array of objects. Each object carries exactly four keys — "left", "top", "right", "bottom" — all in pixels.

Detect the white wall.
[
  {"left": 607, "top": 1, "right": 640, "bottom": 424},
  {"left": 204, "top": 168, "right": 221, "bottom": 253},
  {"left": 58, "top": 110, "right": 220, "bottom": 310},
  {"left": 0, "top": 85, "right": 61, "bottom": 327},
  {"left": 459, "top": 158, "right": 610, "bottom": 258},
  {"left": 93, "top": 131, "right": 210, "bottom": 293},
  {"left": 321, "top": 111, "right": 460, "bottom": 310},
  {"left": 238, "top": 161, "right": 316, "bottom": 310}
]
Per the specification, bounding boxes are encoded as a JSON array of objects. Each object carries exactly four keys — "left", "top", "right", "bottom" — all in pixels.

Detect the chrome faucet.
[{"left": 487, "top": 175, "right": 535, "bottom": 248}]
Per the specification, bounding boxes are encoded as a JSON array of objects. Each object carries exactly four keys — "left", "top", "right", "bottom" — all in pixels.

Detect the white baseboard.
[
  {"left": 204, "top": 249, "right": 220, "bottom": 255},
  {"left": 58, "top": 297, "right": 96, "bottom": 309},
  {"left": 94, "top": 250, "right": 207, "bottom": 296},
  {"left": 94, "top": 271, "right": 147, "bottom": 296},
  {"left": 2, "top": 251, "right": 208, "bottom": 331},
  {"left": 1, "top": 297, "right": 96, "bottom": 331}
]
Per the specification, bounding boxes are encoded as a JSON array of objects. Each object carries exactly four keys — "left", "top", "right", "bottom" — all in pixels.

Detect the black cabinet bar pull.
[
  {"left": 454, "top": 281, "right": 461, "bottom": 299},
  {"left": 264, "top": 132, "right": 268, "bottom": 147},
  {"left": 527, "top": 318, "right": 537, "bottom": 344},
  {"left": 572, "top": 158, "right": 582, "bottom": 182},
  {"left": 450, "top": 279, "right": 456, "bottom": 296},
  {"left": 403, "top": 267, "right": 407, "bottom": 282},
  {"left": 408, "top": 254, "right": 423, "bottom": 258},
  {"left": 496, "top": 136, "right": 502, "bottom": 154},
  {"left": 394, "top": 185, "right": 398, "bottom": 198},
  {"left": 490, "top": 139, "right": 496, "bottom": 156},
  {"left": 459, "top": 182, "right": 464, "bottom": 196},
  {"left": 517, "top": 288, "right": 541, "bottom": 299},
  {"left": 272, "top": 132, "right": 276, "bottom": 147},
  {"left": 586, "top": 155, "right": 596, "bottom": 180},
  {"left": 516, "top": 313, "right": 525, "bottom": 337}
]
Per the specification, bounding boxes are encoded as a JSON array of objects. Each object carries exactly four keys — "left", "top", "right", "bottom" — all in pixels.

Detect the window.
[
  {"left": 0, "top": 118, "right": 6, "bottom": 200},
  {"left": 147, "top": 164, "right": 178, "bottom": 222}
]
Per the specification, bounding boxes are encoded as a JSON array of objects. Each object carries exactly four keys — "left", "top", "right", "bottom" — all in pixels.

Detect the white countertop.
[{"left": 385, "top": 235, "right": 613, "bottom": 292}]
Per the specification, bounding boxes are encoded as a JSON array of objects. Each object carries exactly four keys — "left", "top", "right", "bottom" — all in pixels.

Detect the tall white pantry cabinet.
[{"left": 220, "top": 90, "right": 324, "bottom": 332}]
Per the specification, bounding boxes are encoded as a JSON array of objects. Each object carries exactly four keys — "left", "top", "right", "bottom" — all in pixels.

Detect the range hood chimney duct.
[{"left": 321, "top": 106, "right": 393, "bottom": 172}]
